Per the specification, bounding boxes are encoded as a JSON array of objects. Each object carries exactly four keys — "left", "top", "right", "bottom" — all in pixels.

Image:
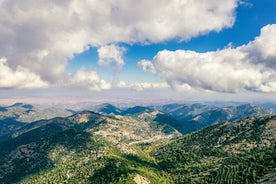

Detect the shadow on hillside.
[
  {"left": 0, "top": 126, "right": 94, "bottom": 183},
  {"left": 88, "top": 154, "right": 160, "bottom": 183},
  {"left": 0, "top": 118, "right": 26, "bottom": 141}
]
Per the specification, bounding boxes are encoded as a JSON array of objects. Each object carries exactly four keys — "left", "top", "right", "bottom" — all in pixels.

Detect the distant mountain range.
[
  {"left": 256, "top": 102, "right": 276, "bottom": 113},
  {"left": 157, "top": 103, "right": 271, "bottom": 133},
  {"left": 0, "top": 103, "right": 74, "bottom": 136},
  {"left": 88, "top": 103, "right": 271, "bottom": 134},
  {"left": 0, "top": 102, "right": 271, "bottom": 138},
  {"left": 0, "top": 106, "right": 275, "bottom": 183},
  {"left": 88, "top": 103, "right": 151, "bottom": 116},
  {"left": 0, "top": 103, "right": 74, "bottom": 122}
]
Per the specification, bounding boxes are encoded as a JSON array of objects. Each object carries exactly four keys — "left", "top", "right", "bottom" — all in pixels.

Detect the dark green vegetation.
[
  {"left": 0, "top": 103, "right": 275, "bottom": 183},
  {"left": 0, "top": 110, "right": 178, "bottom": 183},
  {"left": 152, "top": 115, "right": 276, "bottom": 183}
]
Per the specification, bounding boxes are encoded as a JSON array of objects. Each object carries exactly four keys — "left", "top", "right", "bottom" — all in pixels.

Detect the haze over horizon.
[{"left": 0, "top": 0, "right": 276, "bottom": 105}]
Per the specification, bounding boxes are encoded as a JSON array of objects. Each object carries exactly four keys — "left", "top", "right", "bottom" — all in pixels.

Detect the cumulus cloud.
[
  {"left": 70, "top": 68, "right": 111, "bottom": 91},
  {"left": 97, "top": 45, "right": 125, "bottom": 70},
  {"left": 0, "top": 0, "right": 238, "bottom": 90},
  {"left": 0, "top": 58, "right": 48, "bottom": 89},
  {"left": 241, "top": 24, "right": 276, "bottom": 69},
  {"left": 139, "top": 24, "right": 276, "bottom": 93}
]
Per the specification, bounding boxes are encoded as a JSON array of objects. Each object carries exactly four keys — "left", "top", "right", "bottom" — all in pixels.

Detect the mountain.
[
  {"left": 151, "top": 114, "right": 276, "bottom": 183},
  {"left": 88, "top": 103, "right": 270, "bottom": 134},
  {"left": 0, "top": 103, "right": 271, "bottom": 139},
  {"left": 0, "top": 103, "right": 74, "bottom": 123},
  {"left": 157, "top": 103, "right": 213, "bottom": 120},
  {"left": 121, "top": 106, "right": 152, "bottom": 115},
  {"left": 0, "top": 118, "right": 25, "bottom": 138},
  {"left": 0, "top": 110, "right": 274, "bottom": 183},
  {"left": 9, "top": 103, "right": 33, "bottom": 108},
  {"left": 89, "top": 103, "right": 122, "bottom": 115},
  {"left": 88, "top": 103, "right": 151, "bottom": 116},
  {"left": 157, "top": 103, "right": 271, "bottom": 134},
  {"left": 257, "top": 102, "right": 276, "bottom": 113},
  {"left": 0, "top": 103, "right": 75, "bottom": 137},
  {"left": 0, "top": 110, "right": 180, "bottom": 183},
  {"left": 0, "top": 106, "right": 7, "bottom": 112}
]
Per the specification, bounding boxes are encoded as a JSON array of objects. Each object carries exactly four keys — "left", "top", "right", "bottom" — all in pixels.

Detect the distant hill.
[
  {"left": 0, "top": 106, "right": 7, "bottom": 112},
  {"left": 121, "top": 106, "right": 151, "bottom": 115},
  {"left": 9, "top": 103, "right": 30, "bottom": 108},
  {"left": 0, "top": 103, "right": 75, "bottom": 137},
  {"left": 88, "top": 103, "right": 151, "bottom": 116},
  {"left": 0, "top": 118, "right": 25, "bottom": 138},
  {"left": 0, "top": 102, "right": 270, "bottom": 138},
  {"left": 88, "top": 103, "right": 271, "bottom": 134},
  {"left": 88, "top": 103, "right": 122, "bottom": 115},
  {"left": 257, "top": 102, "right": 276, "bottom": 113},
  {"left": 156, "top": 103, "right": 271, "bottom": 134},
  {"left": 0, "top": 103, "right": 74, "bottom": 122}
]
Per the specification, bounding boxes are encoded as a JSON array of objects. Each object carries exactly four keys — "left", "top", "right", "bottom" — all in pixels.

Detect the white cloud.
[
  {"left": 0, "top": 0, "right": 238, "bottom": 90},
  {"left": 97, "top": 45, "right": 125, "bottom": 70},
  {"left": 0, "top": 58, "right": 48, "bottom": 89},
  {"left": 238, "top": 0, "right": 253, "bottom": 7},
  {"left": 259, "top": 82, "right": 276, "bottom": 93},
  {"left": 241, "top": 24, "right": 276, "bottom": 69},
  {"left": 70, "top": 68, "right": 111, "bottom": 91},
  {"left": 129, "top": 82, "right": 169, "bottom": 91},
  {"left": 116, "top": 81, "right": 127, "bottom": 88},
  {"left": 114, "top": 81, "right": 169, "bottom": 91},
  {"left": 138, "top": 60, "right": 156, "bottom": 74},
  {"left": 139, "top": 24, "right": 276, "bottom": 93}
]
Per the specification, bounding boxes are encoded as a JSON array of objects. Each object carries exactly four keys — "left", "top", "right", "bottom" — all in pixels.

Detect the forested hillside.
[
  {"left": 152, "top": 115, "right": 276, "bottom": 183},
  {"left": 0, "top": 109, "right": 275, "bottom": 183}
]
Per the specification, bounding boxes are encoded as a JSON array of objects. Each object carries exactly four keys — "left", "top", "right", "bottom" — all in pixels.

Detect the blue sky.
[
  {"left": 0, "top": 0, "right": 275, "bottom": 105},
  {"left": 68, "top": 0, "right": 276, "bottom": 83}
]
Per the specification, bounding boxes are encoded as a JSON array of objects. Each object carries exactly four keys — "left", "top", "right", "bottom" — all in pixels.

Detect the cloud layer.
[
  {"left": 0, "top": 0, "right": 238, "bottom": 90},
  {"left": 139, "top": 24, "right": 276, "bottom": 93}
]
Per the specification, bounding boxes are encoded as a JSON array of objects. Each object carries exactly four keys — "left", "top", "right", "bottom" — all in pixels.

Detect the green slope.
[
  {"left": 151, "top": 115, "right": 276, "bottom": 183},
  {"left": 0, "top": 112, "right": 275, "bottom": 184},
  {"left": 0, "top": 111, "right": 179, "bottom": 183}
]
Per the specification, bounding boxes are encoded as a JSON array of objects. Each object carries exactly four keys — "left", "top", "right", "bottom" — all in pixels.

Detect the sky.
[{"left": 0, "top": 0, "right": 276, "bottom": 105}]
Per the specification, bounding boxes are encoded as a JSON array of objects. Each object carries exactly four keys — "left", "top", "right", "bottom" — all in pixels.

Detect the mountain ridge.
[{"left": 0, "top": 102, "right": 270, "bottom": 138}]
